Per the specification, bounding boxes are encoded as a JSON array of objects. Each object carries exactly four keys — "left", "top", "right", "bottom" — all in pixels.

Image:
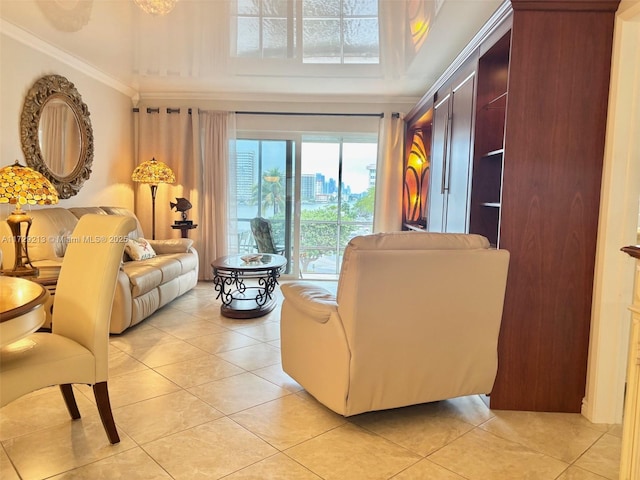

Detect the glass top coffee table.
[{"left": 211, "top": 254, "right": 287, "bottom": 319}]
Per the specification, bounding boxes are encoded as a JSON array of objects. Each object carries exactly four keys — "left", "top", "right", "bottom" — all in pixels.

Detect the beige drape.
[
  {"left": 134, "top": 107, "right": 235, "bottom": 280},
  {"left": 40, "top": 103, "right": 79, "bottom": 176},
  {"left": 200, "top": 111, "right": 236, "bottom": 280},
  {"left": 373, "top": 112, "right": 405, "bottom": 232},
  {"left": 135, "top": 107, "right": 199, "bottom": 239}
]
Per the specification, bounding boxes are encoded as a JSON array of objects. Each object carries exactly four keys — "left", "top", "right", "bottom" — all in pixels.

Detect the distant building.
[
  {"left": 301, "top": 174, "right": 315, "bottom": 200},
  {"left": 366, "top": 164, "right": 376, "bottom": 189},
  {"left": 237, "top": 151, "right": 255, "bottom": 203},
  {"left": 327, "top": 178, "right": 337, "bottom": 194},
  {"left": 315, "top": 173, "right": 325, "bottom": 195}
]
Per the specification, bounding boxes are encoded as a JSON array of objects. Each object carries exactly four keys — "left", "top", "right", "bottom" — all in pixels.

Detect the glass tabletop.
[{"left": 211, "top": 254, "right": 287, "bottom": 271}]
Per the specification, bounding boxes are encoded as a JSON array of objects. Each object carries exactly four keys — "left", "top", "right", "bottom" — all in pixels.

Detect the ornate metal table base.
[{"left": 211, "top": 254, "right": 286, "bottom": 319}]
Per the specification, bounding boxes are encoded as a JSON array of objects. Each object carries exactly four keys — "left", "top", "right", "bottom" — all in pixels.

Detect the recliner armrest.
[{"left": 281, "top": 282, "right": 338, "bottom": 324}]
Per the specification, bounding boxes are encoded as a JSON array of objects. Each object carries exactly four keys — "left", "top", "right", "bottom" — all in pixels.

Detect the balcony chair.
[
  {"left": 0, "top": 213, "right": 136, "bottom": 444},
  {"left": 280, "top": 231, "right": 510, "bottom": 416},
  {"left": 250, "top": 217, "right": 284, "bottom": 255}
]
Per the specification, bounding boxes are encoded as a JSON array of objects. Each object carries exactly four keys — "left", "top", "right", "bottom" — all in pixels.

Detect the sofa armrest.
[
  {"left": 109, "top": 270, "right": 133, "bottom": 334},
  {"left": 281, "top": 282, "right": 338, "bottom": 324},
  {"left": 148, "top": 238, "right": 194, "bottom": 254}
]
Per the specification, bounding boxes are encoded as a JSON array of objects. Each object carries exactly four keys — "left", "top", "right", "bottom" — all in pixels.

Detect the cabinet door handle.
[
  {"left": 442, "top": 113, "right": 452, "bottom": 194},
  {"left": 446, "top": 112, "right": 454, "bottom": 192}
]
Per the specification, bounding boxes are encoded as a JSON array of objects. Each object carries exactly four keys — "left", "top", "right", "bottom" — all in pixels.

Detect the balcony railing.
[{"left": 236, "top": 217, "right": 372, "bottom": 277}]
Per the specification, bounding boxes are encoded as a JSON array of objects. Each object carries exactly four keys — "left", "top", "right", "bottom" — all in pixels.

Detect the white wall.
[
  {"left": 584, "top": 0, "right": 640, "bottom": 424},
  {"left": 0, "top": 32, "right": 135, "bottom": 212}
]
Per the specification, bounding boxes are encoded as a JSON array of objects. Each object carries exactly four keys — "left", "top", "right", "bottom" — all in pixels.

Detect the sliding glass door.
[
  {"left": 235, "top": 139, "right": 293, "bottom": 273},
  {"left": 233, "top": 133, "right": 377, "bottom": 279},
  {"left": 299, "top": 137, "right": 376, "bottom": 278}
]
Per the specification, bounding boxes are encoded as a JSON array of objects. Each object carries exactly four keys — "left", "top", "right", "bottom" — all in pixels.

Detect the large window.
[
  {"left": 233, "top": 133, "right": 377, "bottom": 279},
  {"left": 299, "top": 137, "right": 376, "bottom": 276},
  {"left": 234, "top": 0, "right": 379, "bottom": 64}
]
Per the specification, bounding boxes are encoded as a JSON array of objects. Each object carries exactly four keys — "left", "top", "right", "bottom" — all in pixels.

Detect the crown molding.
[
  {"left": 511, "top": 0, "right": 620, "bottom": 11},
  {"left": 1, "top": 19, "right": 137, "bottom": 98},
  {"left": 137, "top": 91, "right": 420, "bottom": 107}
]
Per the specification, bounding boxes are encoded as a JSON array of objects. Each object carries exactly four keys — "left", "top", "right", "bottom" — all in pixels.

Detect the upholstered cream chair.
[
  {"left": 280, "top": 231, "right": 510, "bottom": 416},
  {"left": 0, "top": 214, "right": 136, "bottom": 444}
]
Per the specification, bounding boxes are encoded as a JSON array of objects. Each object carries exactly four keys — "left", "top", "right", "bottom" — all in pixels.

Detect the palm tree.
[{"left": 261, "top": 167, "right": 285, "bottom": 216}]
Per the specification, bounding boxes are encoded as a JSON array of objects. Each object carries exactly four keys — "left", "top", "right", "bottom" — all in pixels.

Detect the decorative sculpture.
[{"left": 170, "top": 197, "right": 192, "bottom": 223}]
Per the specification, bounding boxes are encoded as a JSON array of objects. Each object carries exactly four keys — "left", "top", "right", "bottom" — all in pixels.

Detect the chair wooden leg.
[
  {"left": 93, "top": 381, "right": 120, "bottom": 444},
  {"left": 59, "top": 384, "right": 81, "bottom": 420}
]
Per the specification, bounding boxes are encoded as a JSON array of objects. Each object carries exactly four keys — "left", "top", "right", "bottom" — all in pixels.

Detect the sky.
[{"left": 239, "top": 139, "right": 377, "bottom": 195}]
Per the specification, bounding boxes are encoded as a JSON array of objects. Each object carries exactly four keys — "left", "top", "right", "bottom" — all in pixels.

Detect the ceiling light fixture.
[{"left": 134, "top": 0, "right": 177, "bottom": 16}]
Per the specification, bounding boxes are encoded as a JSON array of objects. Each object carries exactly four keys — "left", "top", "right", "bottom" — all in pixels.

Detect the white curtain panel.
[
  {"left": 135, "top": 108, "right": 237, "bottom": 280},
  {"left": 373, "top": 112, "right": 405, "bottom": 232},
  {"left": 200, "top": 111, "right": 236, "bottom": 280},
  {"left": 40, "top": 103, "right": 66, "bottom": 174}
]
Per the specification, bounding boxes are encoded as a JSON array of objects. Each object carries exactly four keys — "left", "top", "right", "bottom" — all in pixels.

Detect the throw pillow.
[{"left": 125, "top": 238, "right": 157, "bottom": 261}]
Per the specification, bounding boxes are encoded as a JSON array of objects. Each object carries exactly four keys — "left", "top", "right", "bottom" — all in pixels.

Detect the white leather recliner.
[{"left": 280, "top": 231, "right": 510, "bottom": 416}]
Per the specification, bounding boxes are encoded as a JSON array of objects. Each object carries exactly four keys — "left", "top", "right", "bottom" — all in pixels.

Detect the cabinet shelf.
[
  {"left": 482, "top": 148, "right": 504, "bottom": 158},
  {"left": 482, "top": 91, "right": 508, "bottom": 110},
  {"left": 404, "top": 222, "right": 426, "bottom": 232}
]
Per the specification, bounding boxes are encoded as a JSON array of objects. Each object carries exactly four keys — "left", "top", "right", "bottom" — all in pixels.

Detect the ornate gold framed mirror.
[{"left": 20, "top": 74, "right": 93, "bottom": 199}]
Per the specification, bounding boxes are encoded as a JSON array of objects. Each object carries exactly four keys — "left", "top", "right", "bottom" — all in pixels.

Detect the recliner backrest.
[{"left": 335, "top": 231, "right": 510, "bottom": 413}]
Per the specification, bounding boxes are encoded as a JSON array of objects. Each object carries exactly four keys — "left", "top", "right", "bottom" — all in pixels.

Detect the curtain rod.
[
  {"left": 235, "top": 111, "right": 388, "bottom": 118},
  {"left": 133, "top": 108, "right": 399, "bottom": 119},
  {"left": 133, "top": 107, "right": 192, "bottom": 114}
]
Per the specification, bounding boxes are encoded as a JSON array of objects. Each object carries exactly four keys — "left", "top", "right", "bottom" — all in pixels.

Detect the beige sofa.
[
  {"left": 0, "top": 206, "right": 198, "bottom": 333},
  {"left": 280, "top": 231, "right": 510, "bottom": 416}
]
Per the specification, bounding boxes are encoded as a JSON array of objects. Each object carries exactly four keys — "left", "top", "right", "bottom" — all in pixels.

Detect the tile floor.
[{"left": 0, "top": 281, "right": 622, "bottom": 480}]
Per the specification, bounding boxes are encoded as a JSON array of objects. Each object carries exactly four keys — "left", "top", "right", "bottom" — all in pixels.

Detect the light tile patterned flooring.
[{"left": 0, "top": 281, "right": 622, "bottom": 480}]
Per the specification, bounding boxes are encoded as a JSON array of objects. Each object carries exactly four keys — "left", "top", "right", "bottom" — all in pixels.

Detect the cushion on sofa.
[
  {"left": 162, "top": 252, "right": 199, "bottom": 275},
  {"left": 27, "top": 208, "right": 79, "bottom": 262},
  {"left": 68, "top": 207, "right": 108, "bottom": 219},
  {"left": 100, "top": 206, "right": 145, "bottom": 239},
  {"left": 121, "top": 255, "right": 187, "bottom": 297},
  {"left": 122, "top": 262, "right": 163, "bottom": 297},
  {"left": 125, "top": 238, "right": 157, "bottom": 260},
  {"left": 141, "top": 256, "right": 183, "bottom": 280}
]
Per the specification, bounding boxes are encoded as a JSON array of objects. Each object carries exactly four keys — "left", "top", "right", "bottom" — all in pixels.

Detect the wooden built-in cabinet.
[
  {"left": 468, "top": 30, "right": 510, "bottom": 247},
  {"left": 427, "top": 58, "right": 477, "bottom": 234},
  {"left": 404, "top": 0, "right": 620, "bottom": 412}
]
